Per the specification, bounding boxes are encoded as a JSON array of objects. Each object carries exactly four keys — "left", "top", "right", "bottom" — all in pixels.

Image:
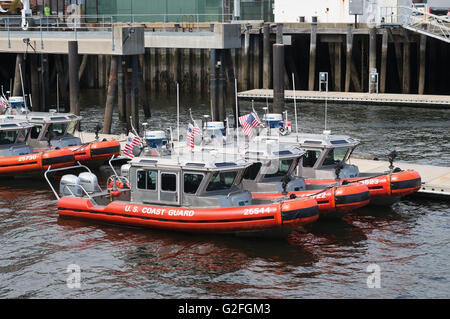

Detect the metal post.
[
  {"left": 7, "top": 18, "right": 10, "bottom": 48},
  {"left": 319, "top": 72, "right": 328, "bottom": 132},
  {"left": 111, "top": 17, "right": 115, "bottom": 51}
]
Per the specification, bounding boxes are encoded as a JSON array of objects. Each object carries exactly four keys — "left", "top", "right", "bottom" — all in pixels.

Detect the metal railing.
[{"left": 380, "top": 6, "right": 450, "bottom": 43}]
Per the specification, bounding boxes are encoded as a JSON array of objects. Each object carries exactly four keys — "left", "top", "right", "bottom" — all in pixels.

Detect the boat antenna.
[
  {"left": 18, "top": 63, "right": 28, "bottom": 112},
  {"left": 129, "top": 116, "right": 140, "bottom": 138},
  {"left": 292, "top": 73, "right": 299, "bottom": 142},
  {"left": 234, "top": 77, "right": 240, "bottom": 146},
  {"left": 56, "top": 73, "right": 60, "bottom": 113},
  {"left": 176, "top": 82, "right": 180, "bottom": 141}
]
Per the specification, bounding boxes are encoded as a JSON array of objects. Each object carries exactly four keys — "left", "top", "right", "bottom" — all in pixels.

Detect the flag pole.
[
  {"left": 234, "top": 78, "right": 239, "bottom": 147},
  {"left": 292, "top": 73, "right": 299, "bottom": 142}
]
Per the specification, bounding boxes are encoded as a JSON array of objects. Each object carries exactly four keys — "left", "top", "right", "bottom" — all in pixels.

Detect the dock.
[
  {"left": 237, "top": 89, "right": 450, "bottom": 108},
  {"left": 351, "top": 158, "right": 450, "bottom": 197}
]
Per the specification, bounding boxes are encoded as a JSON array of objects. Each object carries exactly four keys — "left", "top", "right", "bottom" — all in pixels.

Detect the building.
[
  {"left": 27, "top": 0, "right": 274, "bottom": 22},
  {"left": 274, "top": 0, "right": 413, "bottom": 23}
]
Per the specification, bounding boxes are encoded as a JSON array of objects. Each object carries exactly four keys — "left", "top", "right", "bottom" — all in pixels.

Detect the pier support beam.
[
  {"left": 345, "top": 25, "right": 353, "bottom": 92},
  {"left": 103, "top": 56, "right": 118, "bottom": 134},
  {"left": 263, "top": 24, "right": 271, "bottom": 89},
  {"left": 418, "top": 34, "right": 427, "bottom": 95},
  {"left": 210, "top": 49, "right": 219, "bottom": 121},
  {"left": 402, "top": 42, "right": 410, "bottom": 94},
  {"left": 273, "top": 43, "right": 285, "bottom": 113},
  {"left": 117, "top": 56, "right": 125, "bottom": 122},
  {"left": 13, "top": 54, "right": 23, "bottom": 96},
  {"left": 334, "top": 42, "right": 342, "bottom": 92},
  {"left": 30, "top": 54, "right": 40, "bottom": 111},
  {"left": 131, "top": 55, "right": 139, "bottom": 133},
  {"left": 308, "top": 23, "right": 317, "bottom": 91},
  {"left": 369, "top": 27, "right": 377, "bottom": 75},
  {"left": 68, "top": 41, "right": 80, "bottom": 120},
  {"left": 380, "top": 30, "right": 388, "bottom": 93}
]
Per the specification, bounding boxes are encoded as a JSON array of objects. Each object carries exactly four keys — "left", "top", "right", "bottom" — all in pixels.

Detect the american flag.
[
  {"left": 239, "top": 112, "right": 261, "bottom": 138},
  {"left": 0, "top": 97, "right": 7, "bottom": 114},
  {"left": 186, "top": 123, "right": 201, "bottom": 148},
  {"left": 123, "top": 133, "right": 142, "bottom": 158}
]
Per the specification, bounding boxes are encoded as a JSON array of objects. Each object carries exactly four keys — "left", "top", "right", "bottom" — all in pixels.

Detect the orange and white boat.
[
  {"left": 1, "top": 97, "right": 120, "bottom": 168},
  {"left": 255, "top": 113, "right": 421, "bottom": 206},
  {"left": 44, "top": 132, "right": 319, "bottom": 236},
  {"left": 177, "top": 127, "right": 370, "bottom": 218},
  {"left": 0, "top": 118, "right": 76, "bottom": 177}
]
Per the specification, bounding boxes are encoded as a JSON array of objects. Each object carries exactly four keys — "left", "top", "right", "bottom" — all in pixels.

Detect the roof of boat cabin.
[
  {"left": 0, "top": 118, "right": 34, "bottom": 131},
  {"left": 196, "top": 141, "right": 305, "bottom": 161},
  {"left": 128, "top": 149, "right": 251, "bottom": 171},
  {"left": 257, "top": 132, "right": 360, "bottom": 148},
  {"left": 2, "top": 112, "right": 82, "bottom": 124}
]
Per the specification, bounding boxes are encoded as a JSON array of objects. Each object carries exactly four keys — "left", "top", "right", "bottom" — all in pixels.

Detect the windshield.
[
  {"left": 303, "top": 150, "right": 321, "bottom": 167},
  {"left": 322, "top": 148, "right": 349, "bottom": 166},
  {"left": 206, "top": 171, "right": 238, "bottom": 192},
  {"left": 0, "top": 129, "right": 23, "bottom": 145},
  {"left": 45, "top": 123, "right": 68, "bottom": 139},
  {"left": 265, "top": 159, "right": 294, "bottom": 178}
]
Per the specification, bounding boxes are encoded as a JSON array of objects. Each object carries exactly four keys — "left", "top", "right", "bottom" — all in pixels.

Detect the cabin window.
[
  {"left": 30, "top": 125, "right": 43, "bottom": 139},
  {"left": 16, "top": 129, "right": 29, "bottom": 144},
  {"left": 46, "top": 123, "right": 68, "bottom": 139},
  {"left": 184, "top": 173, "right": 204, "bottom": 194},
  {"left": 243, "top": 162, "right": 262, "bottom": 180},
  {"left": 206, "top": 171, "right": 237, "bottom": 192},
  {"left": 161, "top": 173, "right": 177, "bottom": 192},
  {"left": 265, "top": 159, "right": 294, "bottom": 178},
  {"left": 0, "top": 130, "right": 18, "bottom": 145},
  {"left": 137, "top": 170, "right": 157, "bottom": 190},
  {"left": 303, "top": 150, "right": 321, "bottom": 167},
  {"left": 322, "top": 148, "right": 349, "bottom": 166}
]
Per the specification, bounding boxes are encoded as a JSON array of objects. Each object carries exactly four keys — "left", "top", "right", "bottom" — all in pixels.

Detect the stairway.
[{"left": 380, "top": 5, "right": 450, "bottom": 43}]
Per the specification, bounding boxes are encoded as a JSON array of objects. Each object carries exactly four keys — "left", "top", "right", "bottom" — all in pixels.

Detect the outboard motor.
[
  {"left": 143, "top": 130, "right": 171, "bottom": 156},
  {"left": 59, "top": 174, "right": 82, "bottom": 197},
  {"left": 204, "top": 121, "right": 226, "bottom": 146},
  {"left": 78, "top": 172, "right": 99, "bottom": 194}
]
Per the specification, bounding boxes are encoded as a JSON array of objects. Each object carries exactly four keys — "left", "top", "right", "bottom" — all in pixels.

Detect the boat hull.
[
  {"left": 304, "top": 170, "right": 421, "bottom": 206},
  {"left": 56, "top": 196, "right": 319, "bottom": 234},
  {"left": 0, "top": 149, "right": 76, "bottom": 177},
  {"left": 251, "top": 183, "right": 370, "bottom": 217}
]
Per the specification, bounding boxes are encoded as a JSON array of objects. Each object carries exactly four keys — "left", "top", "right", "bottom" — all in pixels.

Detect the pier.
[{"left": 237, "top": 89, "right": 450, "bottom": 107}]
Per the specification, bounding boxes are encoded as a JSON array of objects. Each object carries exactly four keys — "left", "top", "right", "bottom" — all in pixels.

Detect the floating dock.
[
  {"left": 351, "top": 158, "right": 450, "bottom": 197},
  {"left": 238, "top": 89, "right": 450, "bottom": 108}
]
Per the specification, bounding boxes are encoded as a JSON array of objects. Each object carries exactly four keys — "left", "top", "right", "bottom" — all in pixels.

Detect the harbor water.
[{"left": 0, "top": 90, "right": 449, "bottom": 298}]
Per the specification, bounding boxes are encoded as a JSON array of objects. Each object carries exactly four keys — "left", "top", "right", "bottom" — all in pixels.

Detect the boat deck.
[
  {"left": 351, "top": 158, "right": 450, "bottom": 197},
  {"left": 237, "top": 89, "right": 450, "bottom": 108}
]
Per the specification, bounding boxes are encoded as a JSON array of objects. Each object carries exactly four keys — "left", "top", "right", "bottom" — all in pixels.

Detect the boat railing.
[
  {"left": 61, "top": 183, "right": 93, "bottom": 200},
  {"left": 44, "top": 162, "right": 92, "bottom": 200}
]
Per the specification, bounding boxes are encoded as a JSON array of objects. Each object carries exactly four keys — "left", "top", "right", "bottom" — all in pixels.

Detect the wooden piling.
[
  {"left": 217, "top": 50, "right": 226, "bottom": 121},
  {"left": 131, "top": 55, "right": 139, "bottom": 133},
  {"left": 13, "top": 54, "right": 23, "bottom": 96},
  {"left": 418, "top": 34, "right": 427, "bottom": 95},
  {"left": 380, "top": 30, "right": 388, "bottom": 93},
  {"left": 252, "top": 33, "right": 261, "bottom": 89},
  {"left": 68, "top": 41, "right": 80, "bottom": 118},
  {"left": 139, "top": 54, "right": 151, "bottom": 118},
  {"left": 98, "top": 55, "right": 105, "bottom": 89},
  {"left": 345, "top": 25, "right": 353, "bottom": 92},
  {"left": 273, "top": 43, "right": 285, "bottom": 113},
  {"left": 29, "top": 54, "right": 40, "bottom": 111},
  {"left": 402, "top": 42, "right": 410, "bottom": 94},
  {"left": 209, "top": 49, "right": 219, "bottom": 121},
  {"left": 263, "top": 24, "right": 271, "bottom": 89},
  {"left": 334, "top": 42, "right": 342, "bottom": 91},
  {"left": 308, "top": 23, "right": 317, "bottom": 91},
  {"left": 117, "top": 56, "right": 125, "bottom": 122},
  {"left": 103, "top": 56, "right": 118, "bottom": 134},
  {"left": 369, "top": 27, "right": 377, "bottom": 74}
]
